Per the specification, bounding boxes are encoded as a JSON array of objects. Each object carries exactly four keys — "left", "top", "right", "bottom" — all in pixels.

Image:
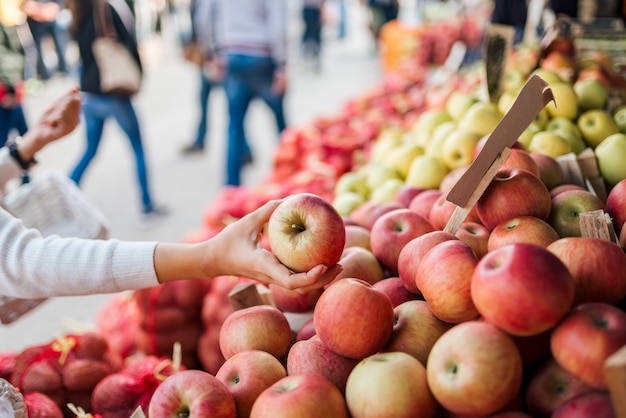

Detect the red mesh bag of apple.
[
  {"left": 196, "top": 275, "right": 243, "bottom": 374},
  {"left": 0, "top": 352, "right": 17, "bottom": 381},
  {"left": 132, "top": 278, "right": 212, "bottom": 370},
  {"left": 24, "top": 392, "right": 65, "bottom": 418},
  {"left": 90, "top": 345, "right": 184, "bottom": 418},
  {"left": 9, "top": 331, "right": 122, "bottom": 418},
  {"left": 96, "top": 293, "right": 140, "bottom": 361}
]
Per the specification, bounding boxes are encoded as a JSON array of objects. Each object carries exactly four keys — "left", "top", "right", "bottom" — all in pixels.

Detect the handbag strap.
[{"left": 93, "top": 0, "right": 136, "bottom": 39}]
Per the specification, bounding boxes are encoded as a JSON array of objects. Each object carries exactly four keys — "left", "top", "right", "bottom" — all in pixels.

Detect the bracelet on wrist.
[{"left": 8, "top": 138, "right": 37, "bottom": 171}]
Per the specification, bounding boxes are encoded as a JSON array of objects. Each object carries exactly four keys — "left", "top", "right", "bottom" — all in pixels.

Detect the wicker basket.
[{"left": 3, "top": 170, "right": 110, "bottom": 240}]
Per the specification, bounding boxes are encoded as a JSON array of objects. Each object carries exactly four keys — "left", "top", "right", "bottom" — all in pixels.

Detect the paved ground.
[{"left": 0, "top": 1, "right": 385, "bottom": 352}]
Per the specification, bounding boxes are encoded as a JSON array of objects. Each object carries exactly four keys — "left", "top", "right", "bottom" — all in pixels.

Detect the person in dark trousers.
[
  {"left": 20, "top": 0, "right": 69, "bottom": 80},
  {"left": 490, "top": 0, "right": 528, "bottom": 44},
  {"left": 301, "top": 0, "right": 325, "bottom": 72},
  {"left": 194, "top": 0, "right": 288, "bottom": 187}
]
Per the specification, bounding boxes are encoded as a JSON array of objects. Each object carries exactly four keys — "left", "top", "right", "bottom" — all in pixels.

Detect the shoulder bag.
[{"left": 92, "top": 0, "right": 142, "bottom": 97}]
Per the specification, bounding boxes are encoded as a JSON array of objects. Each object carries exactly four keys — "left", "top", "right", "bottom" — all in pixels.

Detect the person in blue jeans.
[
  {"left": 66, "top": 0, "right": 167, "bottom": 227},
  {"left": 194, "top": 0, "right": 288, "bottom": 187},
  {"left": 222, "top": 54, "right": 286, "bottom": 186}
]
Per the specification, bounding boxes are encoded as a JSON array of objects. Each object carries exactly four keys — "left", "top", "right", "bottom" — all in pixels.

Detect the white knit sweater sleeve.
[{"left": 0, "top": 148, "right": 160, "bottom": 299}]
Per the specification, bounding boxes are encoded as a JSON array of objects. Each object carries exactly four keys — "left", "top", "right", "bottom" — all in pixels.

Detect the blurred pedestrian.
[
  {"left": 65, "top": 0, "right": 168, "bottom": 228},
  {"left": 179, "top": 0, "right": 251, "bottom": 156},
  {"left": 490, "top": 0, "right": 528, "bottom": 44},
  {"left": 20, "top": 0, "right": 69, "bottom": 80},
  {"left": 194, "top": 0, "right": 288, "bottom": 187},
  {"left": 0, "top": 0, "right": 36, "bottom": 148},
  {"left": 301, "top": 0, "right": 325, "bottom": 72},
  {"left": 364, "top": 0, "right": 399, "bottom": 44}
]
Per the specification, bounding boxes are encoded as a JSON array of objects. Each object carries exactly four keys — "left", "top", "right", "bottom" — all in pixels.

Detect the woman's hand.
[
  {"left": 203, "top": 199, "right": 342, "bottom": 292},
  {"left": 18, "top": 87, "right": 81, "bottom": 161}
]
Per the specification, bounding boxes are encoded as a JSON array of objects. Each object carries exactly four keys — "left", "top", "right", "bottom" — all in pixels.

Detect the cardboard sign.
[
  {"left": 444, "top": 75, "right": 555, "bottom": 234},
  {"left": 483, "top": 24, "right": 515, "bottom": 103}
]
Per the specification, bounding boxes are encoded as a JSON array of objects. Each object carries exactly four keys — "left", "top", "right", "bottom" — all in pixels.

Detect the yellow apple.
[
  {"left": 445, "top": 91, "right": 480, "bottom": 121},
  {"left": 574, "top": 78, "right": 609, "bottom": 111},
  {"left": 595, "top": 133, "right": 626, "bottom": 185},
  {"left": 370, "top": 130, "right": 405, "bottom": 164},
  {"left": 382, "top": 142, "right": 424, "bottom": 179},
  {"left": 411, "top": 110, "right": 454, "bottom": 147},
  {"left": 545, "top": 82, "right": 579, "bottom": 120},
  {"left": 405, "top": 154, "right": 450, "bottom": 190},
  {"left": 359, "top": 162, "right": 403, "bottom": 192},
  {"left": 528, "top": 131, "right": 573, "bottom": 158},
  {"left": 370, "top": 177, "right": 406, "bottom": 204},
  {"left": 425, "top": 121, "right": 457, "bottom": 159},
  {"left": 457, "top": 101, "right": 502, "bottom": 138},
  {"left": 497, "top": 90, "right": 518, "bottom": 116},
  {"left": 335, "top": 171, "right": 369, "bottom": 199},
  {"left": 518, "top": 121, "right": 543, "bottom": 148},
  {"left": 441, "top": 129, "right": 482, "bottom": 170},
  {"left": 530, "top": 68, "right": 563, "bottom": 86},
  {"left": 333, "top": 192, "right": 367, "bottom": 217}
]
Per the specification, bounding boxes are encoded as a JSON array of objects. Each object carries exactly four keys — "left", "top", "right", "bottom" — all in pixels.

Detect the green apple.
[
  {"left": 382, "top": 142, "right": 424, "bottom": 179},
  {"left": 405, "top": 154, "right": 450, "bottom": 190},
  {"left": 528, "top": 131, "right": 573, "bottom": 158},
  {"left": 595, "top": 133, "right": 626, "bottom": 185},
  {"left": 577, "top": 109, "right": 620, "bottom": 148},
  {"left": 445, "top": 91, "right": 480, "bottom": 121},
  {"left": 574, "top": 78, "right": 609, "bottom": 111},
  {"left": 370, "top": 177, "right": 406, "bottom": 204},
  {"left": 411, "top": 110, "right": 454, "bottom": 147},
  {"left": 545, "top": 117, "right": 586, "bottom": 154},
  {"left": 613, "top": 105, "right": 626, "bottom": 133},
  {"left": 335, "top": 171, "right": 369, "bottom": 199},
  {"left": 425, "top": 121, "right": 457, "bottom": 159},
  {"left": 457, "top": 101, "right": 502, "bottom": 137},
  {"left": 545, "top": 82, "right": 579, "bottom": 120},
  {"left": 333, "top": 192, "right": 367, "bottom": 217},
  {"left": 441, "top": 129, "right": 482, "bottom": 170}
]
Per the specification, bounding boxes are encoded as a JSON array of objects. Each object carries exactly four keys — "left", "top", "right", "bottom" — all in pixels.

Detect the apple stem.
[{"left": 291, "top": 223, "right": 306, "bottom": 232}]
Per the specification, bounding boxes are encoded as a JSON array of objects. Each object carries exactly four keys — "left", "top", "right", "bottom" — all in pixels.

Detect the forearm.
[
  {"left": 0, "top": 210, "right": 160, "bottom": 298},
  {"left": 153, "top": 241, "right": 213, "bottom": 283}
]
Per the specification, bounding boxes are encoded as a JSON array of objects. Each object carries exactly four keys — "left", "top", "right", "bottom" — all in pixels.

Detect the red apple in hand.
[
  {"left": 370, "top": 208, "right": 435, "bottom": 275},
  {"left": 216, "top": 350, "right": 287, "bottom": 418},
  {"left": 219, "top": 305, "right": 293, "bottom": 360},
  {"left": 415, "top": 240, "right": 480, "bottom": 324},
  {"left": 148, "top": 370, "right": 236, "bottom": 418},
  {"left": 267, "top": 193, "right": 345, "bottom": 272},
  {"left": 345, "top": 351, "right": 438, "bottom": 418},
  {"left": 476, "top": 168, "right": 552, "bottom": 230},
  {"left": 550, "top": 302, "right": 626, "bottom": 390},
  {"left": 314, "top": 278, "right": 394, "bottom": 360},
  {"left": 547, "top": 237, "right": 626, "bottom": 305},
  {"left": 471, "top": 243, "right": 575, "bottom": 336},
  {"left": 525, "top": 357, "right": 593, "bottom": 418},
  {"left": 426, "top": 321, "right": 523, "bottom": 417},
  {"left": 250, "top": 373, "right": 349, "bottom": 418}
]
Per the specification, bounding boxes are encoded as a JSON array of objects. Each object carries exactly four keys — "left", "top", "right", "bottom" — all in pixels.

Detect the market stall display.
[{"left": 1, "top": 6, "right": 626, "bottom": 417}]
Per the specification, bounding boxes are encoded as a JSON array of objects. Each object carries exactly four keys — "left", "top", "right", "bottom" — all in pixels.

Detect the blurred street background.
[{"left": 0, "top": 0, "right": 385, "bottom": 351}]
